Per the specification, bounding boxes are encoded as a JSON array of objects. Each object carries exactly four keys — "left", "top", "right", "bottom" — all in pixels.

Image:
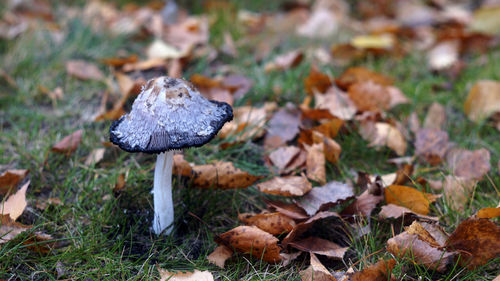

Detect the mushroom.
[{"left": 109, "top": 76, "right": 233, "bottom": 235}]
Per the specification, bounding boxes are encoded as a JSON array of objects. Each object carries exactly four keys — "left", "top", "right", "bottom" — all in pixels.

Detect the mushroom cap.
[{"left": 110, "top": 76, "right": 233, "bottom": 153}]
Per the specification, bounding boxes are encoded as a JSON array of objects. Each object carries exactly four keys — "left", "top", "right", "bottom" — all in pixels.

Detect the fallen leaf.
[
  {"left": 297, "top": 5, "right": 340, "bottom": 39},
  {"left": 207, "top": 245, "right": 233, "bottom": 269},
  {"left": 266, "top": 106, "right": 301, "bottom": 144},
  {"left": 305, "top": 143, "right": 326, "bottom": 184},
  {"left": 289, "top": 236, "right": 348, "bottom": 260},
  {"left": 312, "top": 131, "right": 341, "bottom": 164},
  {"left": 264, "top": 50, "right": 304, "bottom": 72},
  {"left": 446, "top": 148, "right": 490, "bottom": 180},
  {"left": 0, "top": 169, "right": 28, "bottom": 195},
  {"left": 304, "top": 65, "right": 333, "bottom": 95},
  {"left": 385, "top": 185, "right": 433, "bottom": 215},
  {"left": 216, "top": 225, "right": 281, "bottom": 263},
  {"left": 283, "top": 211, "right": 340, "bottom": 247},
  {"left": 84, "top": 148, "right": 105, "bottom": 166},
  {"left": 146, "top": 39, "right": 185, "bottom": 59},
  {"left": 350, "top": 259, "right": 396, "bottom": 281},
  {"left": 314, "top": 88, "right": 357, "bottom": 120},
  {"left": 415, "top": 128, "right": 449, "bottom": 165},
  {"left": 258, "top": 176, "right": 312, "bottom": 197},
  {"left": 99, "top": 54, "right": 138, "bottom": 67},
  {"left": 476, "top": 207, "right": 500, "bottom": 218},
  {"left": 464, "top": 80, "right": 500, "bottom": 122},
  {"left": 221, "top": 32, "right": 238, "bottom": 57},
  {"left": 360, "top": 122, "right": 407, "bottom": 156},
  {"left": 469, "top": 6, "right": 500, "bottom": 35},
  {"left": 239, "top": 212, "right": 296, "bottom": 235},
  {"left": 158, "top": 267, "right": 214, "bottom": 281},
  {"left": 423, "top": 102, "right": 446, "bottom": 130},
  {"left": 264, "top": 199, "right": 309, "bottom": 220},
  {"left": 192, "top": 161, "right": 261, "bottom": 189},
  {"left": 52, "top": 130, "right": 83, "bottom": 155},
  {"left": 66, "top": 60, "right": 104, "bottom": 81},
  {"left": 335, "top": 67, "right": 393, "bottom": 90},
  {"left": 173, "top": 154, "right": 193, "bottom": 177},
  {"left": 0, "top": 215, "right": 31, "bottom": 244},
  {"left": 348, "top": 81, "right": 391, "bottom": 112},
  {"left": 1, "top": 181, "right": 29, "bottom": 221},
  {"left": 387, "top": 221, "right": 455, "bottom": 272},
  {"left": 281, "top": 251, "right": 302, "bottom": 267},
  {"left": 443, "top": 175, "right": 477, "bottom": 211},
  {"left": 312, "top": 119, "right": 344, "bottom": 140},
  {"left": 113, "top": 173, "right": 126, "bottom": 194},
  {"left": 341, "top": 189, "right": 384, "bottom": 218},
  {"left": 269, "top": 146, "right": 301, "bottom": 173},
  {"left": 219, "top": 104, "right": 273, "bottom": 141},
  {"left": 299, "top": 253, "right": 336, "bottom": 281},
  {"left": 298, "top": 181, "right": 354, "bottom": 216},
  {"left": 379, "top": 204, "right": 438, "bottom": 221},
  {"left": 427, "top": 40, "right": 459, "bottom": 71},
  {"left": 445, "top": 217, "right": 500, "bottom": 269}
]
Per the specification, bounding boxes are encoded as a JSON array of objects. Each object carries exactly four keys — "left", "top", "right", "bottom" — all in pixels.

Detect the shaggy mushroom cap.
[{"left": 110, "top": 76, "right": 233, "bottom": 153}]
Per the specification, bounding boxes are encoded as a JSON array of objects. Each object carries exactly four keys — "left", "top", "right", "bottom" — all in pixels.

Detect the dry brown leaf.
[
  {"left": 464, "top": 80, "right": 500, "bottom": 122},
  {"left": 264, "top": 200, "right": 309, "bottom": 220},
  {"left": 314, "top": 88, "right": 357, "bottom": 120},
  {"left": 443, "top": 175, "right": 477, "bottom": 211},
  {"left": 446, "top": 148, "right": 491, "bottom": 180},
  {"left": 341, "top": 189, "right": 384, "bottom": 218},
  {"left": 305, "top": 143, "right": 326, "bottom": 184},
  {"left": 360, "top": 122, "right": 407, "bottom": 156},
  {"left": 258, "top": 176, "right": 312, "bottom": 197},
  {"left": 0, "top": 169, "right": 28, "bottom": 195},
  {"left": 350, "top": 259, "right": 396, "bottom": 281},
  {"left": 146, "top": 39, "right": 185, "bottom": 60},
  {"left": 379, "top": 204, "right": 438, "bottom": 221},
  {"left": 299, "top": 253, "right": 337, "bottom": 281},
  {"left": 445, "top": 217, "right": 500, "bottom": 269},
  {"left": 173, "top": 154, "right": 193, "bottom": 177},
  {"left": 415, "top": 128, "right": 449, "bottom": 165},
  {"left": 239, "top": 212, "right": 296, "bottom": 235},
  {"left": 216, "top": 225, "right": 281, "bottom": 263},
  {"left": 113, "top": 174, "right": 126, "bottom": 194},
  {"left": 52, "top": 130, "right": 83, "bottom": 155},
  {"left": 348, "top": 81, "right": 391, "bottom": 112},
  {"left": 1, "top": 181, "right": 29, "bottom": 221},
  {"left": 84, "top": 148, "right": 105, "bottom": 166},
  {"left": 264, "top": 106, "right": 301, "bottom": 148},
  {"left": 0, "top": 215, "right": 31, "bottom": 244},
  {"left": 476, "top": 207, "right": 500, "bottom": 218},
  {"left": 298, "top": 181, "right": 354, "bottom": 216},
  {"left": 283, "top": 211, "right": 340, "bottom": 247},
  {"left": 207, "top": 245, "right": 233, "bottom": 269},
  {"left": 264, "top": 50, "right": 304, "bottom": 72},
  {"left": 423, "top": 102, "right": 446, "bottom": 130},
  {"left": 122, "top": 58, "right": 167, "bottom": 72},
  {"left": 312, "top": 119, "right": 344, "bottom": 140},
  {"left": 289, "top": 237, "right": 348, "bottom": 260},
  {"left": 66, "top": 60, "right": 104, "bottom": 81},
  {"left": 219, "top": 104, "right": 272, "bottom": 141},
  {"left": 336, "top": 67, "right": 393, "bottom": 90},
  {"left": 99, "top": 54, "right": 138, "bottom": 67},
  {"left": 269, "top": 146, "right": 301, "bottom": 173},
  {"left": 312, "top": 132, "right": 341, "bottom": 164},
  {"left": 385, "top": 185, "right": 433, "bottom": 215},
  {"left": 304, "top": 65, "right": 333, "bottom": 95},
  {"left": 158, "top": 267, "right": 214, "bottom": 281},
  {"left": 192, "top": 161, "right": 261, "bottom": 189},
  {"left": 222, "top": 75, "right": 253, "bottom": 100},
  {"left": 387, "top": 221, "right": 455, "bottom": 272}
]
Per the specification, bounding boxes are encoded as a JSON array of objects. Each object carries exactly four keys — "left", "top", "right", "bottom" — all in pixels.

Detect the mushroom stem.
[{"left": 153, "top": 151, "right": 174, "bottom": 235}]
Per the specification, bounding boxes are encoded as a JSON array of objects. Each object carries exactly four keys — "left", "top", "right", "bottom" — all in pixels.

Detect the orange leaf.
[
  {"left": 335, "top": 67, "right": 393, "bottom": 90},
  {"left": 304, "top": 65, "right": 333, "bottom": 95},
  {"left": 351, "top": 259, "right": 396, "bottom": 281},
  {"left": 0, "top": 169, "right": 28, "bottom": 195},
  {"left": 384, "top": 185, "right": 433, "bottom": 215},
  {"left": 476, "top": 207, "right": 500, "bottom": 218},
  {"left": 192, "top": 161, "right": 261, "bottom": 189},
  {"left": 216, "top": 226, "right": 281, "bottom": 263},
  {"left": 239, "top": 212, "right": 296, "bottom": 235}
]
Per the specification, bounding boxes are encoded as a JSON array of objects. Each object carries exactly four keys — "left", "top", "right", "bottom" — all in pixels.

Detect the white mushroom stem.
[{"left": 153, "top": 151, "right": 174, "bottom": 235}]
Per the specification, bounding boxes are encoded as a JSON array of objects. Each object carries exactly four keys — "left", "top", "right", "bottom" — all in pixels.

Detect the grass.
[{"left": 1, "top": 3, "right": 500, "bottom": 281}]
